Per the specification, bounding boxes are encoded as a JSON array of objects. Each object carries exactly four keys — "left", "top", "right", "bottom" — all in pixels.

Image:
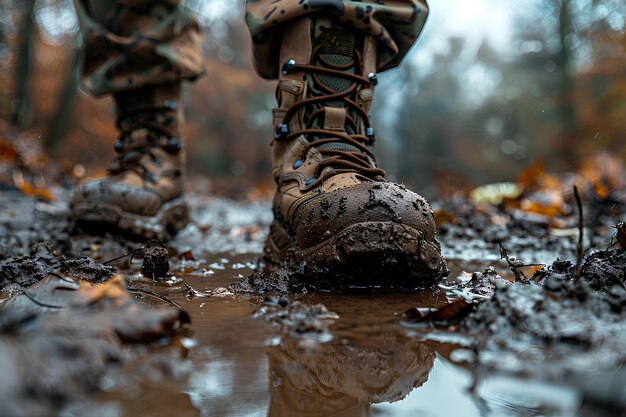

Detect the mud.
[
  {"left": 253, "top": 297, "right": 339, "bottom": 341},
  {"left": 532, "top": 250, "right": 626, "bottom": 292},
  {"left": 436, "top": 199, "right": 582, "bottom": 263},
  {"left": 455, "top": 275, "right": 626, "bottom": 376},
  {"left": 0, "top": 189, "right": 138, "bottom": 261},
  {"left": 230, "top": 268, "right": 304, "bottom": 293},
  {"left": 0, "top": 247, "right": 60, "bottom": 292},
  {"left": 0, "top": 245, "right": 117, "bottom": 292},
  {"left": 441, "top": 265, "right": 508, "bottom": 300},
  {"left": 2, "top": 186, "right": 626, "bottom": 416},
  {"left": 141, "top": 239, "right": 171, "bottom": 280},
  {"left": 0, "top": 273, "right": 190, "bottom": 416}
]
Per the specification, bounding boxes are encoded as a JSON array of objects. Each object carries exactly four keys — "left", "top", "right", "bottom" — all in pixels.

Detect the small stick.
[
  {"left": 573, "top": 185, "right": 584, "bottom": 281},
  {"left": 103, "top": 246, "right": 144, "bottom": 266},
  {"left": 499, "top": 242, "right": 523, "bottom": 282},
  {"left": 126, "top": 286, "right": 183, "bottom": 309}
]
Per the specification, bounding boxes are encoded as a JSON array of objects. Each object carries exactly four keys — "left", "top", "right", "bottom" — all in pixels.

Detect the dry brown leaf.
[{"left": 20, "top": 182, "right": 55, "bottom": 202}]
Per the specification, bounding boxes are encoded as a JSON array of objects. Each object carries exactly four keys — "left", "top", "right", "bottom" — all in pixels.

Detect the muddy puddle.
[
  {"left": 86, "top": 251, "right": 596, "bottom": 417},
  {"left": 1, "top": 191, "right": 625, "bottom": 416}
]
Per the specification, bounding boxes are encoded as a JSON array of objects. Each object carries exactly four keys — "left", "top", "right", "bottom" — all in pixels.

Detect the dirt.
[
  {"left": 532, "top": 250, "right": 626, "bottom": 292},
  {"left": 0, "top": 188, "right": 138, "bottom": 261},
  {"left": 434, "top": 198, "right": 616, "bottom": 263},
  {"left": 405, "top": 246, "right": 626, "bottom": 414},
  {"left": 441, "top": 265, "right": 507, "bottom": 300},
  {"left": 230, "top": 268, "right": 304, "bottom": 293},
  {"left": 0, "top": 273, "right": 190, "bottom": 416},
  {"left": 2, "top": 186, "right": 626, "bottom": 416},
  {"left": 0, "top": 243, "right": 117, "bottom": 293},
  {"left": 457, "top": 273, "right": 626, "bottom": 377},
  {"left": 253, "top": 297, "right": 339, "bottom": 341},
  {"left": 141, "top": 239, "right": 171, "bottom": 280}
]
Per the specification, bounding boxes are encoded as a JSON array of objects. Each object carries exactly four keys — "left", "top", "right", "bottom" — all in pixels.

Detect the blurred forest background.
[{"left": 0, "top": 0, "right": 624, "bottom": 198}]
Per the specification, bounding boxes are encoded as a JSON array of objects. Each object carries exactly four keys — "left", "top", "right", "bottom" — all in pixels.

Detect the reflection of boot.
[
  {"left": 265, "top": 16, "right": 448, "bottom": 284},
  {"left": 267, "top": 335, "right": 436, "bottom": 417},
  {"left": 71, "top": 83, "right": 189, "bottom": 240}
]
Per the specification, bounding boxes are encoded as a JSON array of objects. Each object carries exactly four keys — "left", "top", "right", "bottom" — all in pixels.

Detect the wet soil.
[{"left": 1, "top": 187, "right": 626, "bottom": 416}]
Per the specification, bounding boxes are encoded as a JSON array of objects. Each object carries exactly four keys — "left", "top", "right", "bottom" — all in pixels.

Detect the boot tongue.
[
  {"left": 317, "top": 28, "right": 356, "bottom": 93},
  {"left": 116, "top": 89, "right": 156, "bottom": 132},
  {"left": 313, "top": 29, "right": 362, "bottom": 156}
]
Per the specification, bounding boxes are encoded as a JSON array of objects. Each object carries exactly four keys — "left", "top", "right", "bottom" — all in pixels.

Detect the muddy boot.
[
  {"left": 71, "top": 83, "right": 189, "bottom": 240},
  {"left": 265, "top": 16, "right": 448, "bottom": 287}
]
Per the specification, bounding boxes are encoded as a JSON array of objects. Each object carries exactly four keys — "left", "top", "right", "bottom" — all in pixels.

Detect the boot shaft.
[
  {"left": 110, "top": 83, "right": 186, "bottom": 174},
  {"left": 113, "top": 83, "right": 183, "bottom": 142},
  {"left": 271, "top": 16, "right": 380, "bottom": 180}
]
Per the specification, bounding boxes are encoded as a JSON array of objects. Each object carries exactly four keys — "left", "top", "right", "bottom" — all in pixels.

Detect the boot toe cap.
[
  {"left": 292, "top": 182, "right": 438, "bottom": 249},
  {"left": 284, "top": 181, "right": 448, "bottom": 283},
  {"left": 72, "top": 178, "right": 163, "bottom": 217}
]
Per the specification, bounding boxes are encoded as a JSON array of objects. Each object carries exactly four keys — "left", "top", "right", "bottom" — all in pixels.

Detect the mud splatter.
[
  {"left": 230, "top": 268, "right": 304, "bottom": 293},
  {"left": 253, "top": 297, "right": 338, "bottom": 341}
]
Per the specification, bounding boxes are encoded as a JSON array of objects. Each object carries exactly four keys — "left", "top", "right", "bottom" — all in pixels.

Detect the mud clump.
[
  {"left": 141, "top": 240, "right": 170, "bottom": 280},
  {"left": 532, "top": 250, "right": 626, "bottom": 292},
  {"left": 0, "top": 275, "right": 191, "bottom": 415},
  {"left": 0, "top": 250, "right": 59, "bottom": 291},
  {"left": 253, "top": 298, "right": 338, "bottom": 340},
  {"left": 231, "top": 268, "right": 304, "bottom": 293},
  {"left": 0, "top": 242, "right": 117, "bottom": 292},
  {"left": 442, "top": 266, "right": 507, "bottom": 300},
  {"left": 59, "top": 256, "right": 116, "bottom": 283},
  {"left": 458, "top": 273, "right": 626, "bottom": 378},
  {"left": 436, "top": 200, "right": 578, "bottom": 262}
]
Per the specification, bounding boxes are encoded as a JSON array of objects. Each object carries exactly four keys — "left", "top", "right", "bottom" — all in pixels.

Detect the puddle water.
[
  {"left": 2, "top": 194, "right": 617, "bottom": 416},
  {"left": 99, "top": 254, "right": 585, "bottom": 417}
]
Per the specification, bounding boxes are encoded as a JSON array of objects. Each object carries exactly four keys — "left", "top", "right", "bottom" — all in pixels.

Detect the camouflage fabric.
[
  {"left": 245, "top": 0, "right": 429, "bottom": 79},
  {"left": 76, "top": 0, "right": 205, "bottom": 96}
]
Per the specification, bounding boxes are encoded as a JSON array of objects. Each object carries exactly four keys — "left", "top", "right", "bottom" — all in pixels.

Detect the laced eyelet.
[
  {"left": 293, "top": 159, "right": 304, "bottom": 169},
  {"left": 275, "top": 123, "right": 289, "bottom": 140},
  {"left": 282, "top": 59, "right": 296, "bottom": 75},
  {"left": 305, "top": 177, "right": 317, "bottom": 186},
  {"left": 166, "top": 137, "right": 181, "bottom": 152},
  {"left": 114, "top": 140, "right": 123, "bottom": 152},
  {"left": 368, "top": 73, "right": 378, "bottom": 85},
  {"left": 145, "top": 172, "right": 157, "bottom": 183},
  {"left": 163, "top": 99, "right": 178, "bottom": 111},
  {"left": 366, "top": 127, "right": 376, "bottom": 142}
]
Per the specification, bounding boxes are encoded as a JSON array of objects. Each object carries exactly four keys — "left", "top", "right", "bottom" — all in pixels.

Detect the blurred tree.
[
  {"left": 380, "top": 0, "right": 624, "bottom": 194},
  {"left": 44, "top": 35, "right": 80, "bottom": 154},
  {"left": 12, "top": 0, "right": 36, "bottom": 129}
]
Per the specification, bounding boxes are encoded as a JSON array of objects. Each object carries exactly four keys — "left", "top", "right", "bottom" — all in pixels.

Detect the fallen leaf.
[
  {"left": 20, "top": 182, "right": 55, "bottom": 202},
  {"left": 179, "top": 250, "right": 196, "bottom": 261},
  {"left": 403, "top": 299, "right": 474, "bottom": 325}
]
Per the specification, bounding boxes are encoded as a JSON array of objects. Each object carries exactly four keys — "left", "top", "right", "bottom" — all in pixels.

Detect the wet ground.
[{"left": 1, "top": 188, "right": 625, "bottom": 417}]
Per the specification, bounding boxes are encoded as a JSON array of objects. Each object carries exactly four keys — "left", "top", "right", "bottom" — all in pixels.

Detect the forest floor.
[{"left": 1, "top": 139, "right": 626, "bottom": 416}]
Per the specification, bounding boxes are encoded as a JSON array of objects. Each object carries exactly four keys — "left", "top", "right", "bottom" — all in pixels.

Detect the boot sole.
[
  {"left": 267, "top": 221, "right": 449, "bottom": 291},
  {"left": 72, "top": 197, "right": 189, "bottom": 241}
]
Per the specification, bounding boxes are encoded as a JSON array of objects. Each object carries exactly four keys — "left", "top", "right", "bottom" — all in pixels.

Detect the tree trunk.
[
  {"left": 12, "top": 0, "right": 37, "bottom": 130},
  {"left": 555, "top": 0, "right": 577, "bottom": 139},
  {"left": 44, "top": 39, "right": 81, "bottom": 153}
]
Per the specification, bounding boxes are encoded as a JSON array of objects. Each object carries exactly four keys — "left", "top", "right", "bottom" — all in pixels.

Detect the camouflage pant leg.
[
  {"left": 76, "top": 0, "right": 205, "bottom": 96},
  {"left": 245, "top": 0, "right": 429, "bottom": 79}
]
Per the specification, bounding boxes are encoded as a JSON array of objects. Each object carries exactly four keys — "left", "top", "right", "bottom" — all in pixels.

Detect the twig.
[
  {"left": 499, "top": 242, "right": 524, "bottom": 282},
  {"left": 573, "top": 185, "right": 584, "bottom": 281},
  {"left": 126, "top": 286, "right": 182, "bottom": 309},
  {"left": 21, "top": 290, "right": 64, "bottom": 309},
  {"left": 103, "top": 246, "right": 144, "bottom": 266}
]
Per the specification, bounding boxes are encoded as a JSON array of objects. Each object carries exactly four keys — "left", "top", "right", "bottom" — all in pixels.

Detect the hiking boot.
[
  {"left": 71, "top": 83, "right": 189, "bottom": 240},
  {"left": 264, "top": 16, "right": 448, "bottom": 287}
]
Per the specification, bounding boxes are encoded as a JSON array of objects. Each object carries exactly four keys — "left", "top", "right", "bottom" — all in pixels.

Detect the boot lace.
[
  {"left": 275, "top": 43, "right": 386, "bottom": 180},
  {"left": 109, "top": 103, "right": 181, "bottom": 183}
]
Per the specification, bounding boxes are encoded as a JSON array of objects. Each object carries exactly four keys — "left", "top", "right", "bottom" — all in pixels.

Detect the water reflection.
[{"left": 267, "top": 327, "right": 436, "bottom": 416}]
